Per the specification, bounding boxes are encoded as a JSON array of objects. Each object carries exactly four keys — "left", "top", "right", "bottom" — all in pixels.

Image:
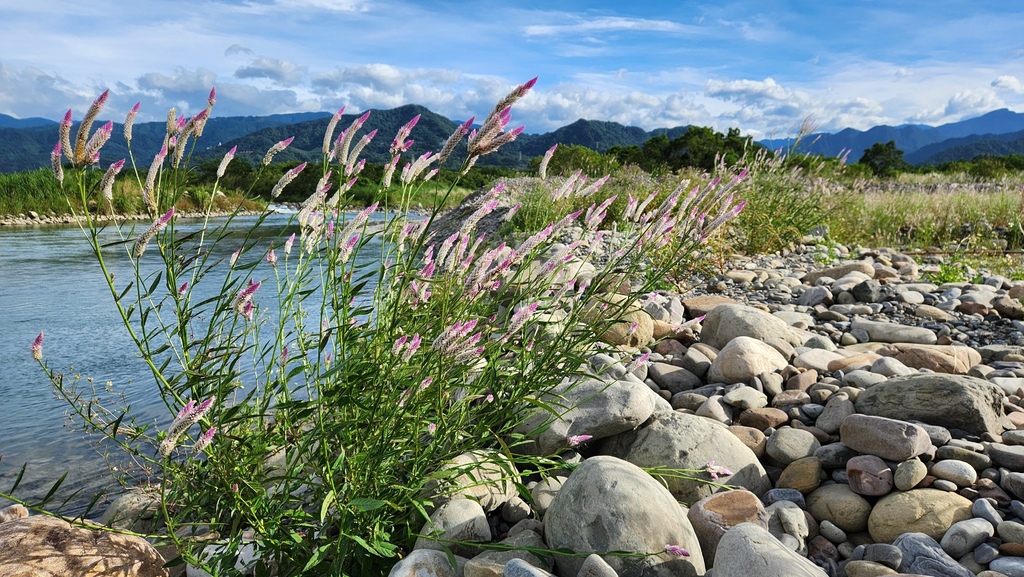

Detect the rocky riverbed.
[
  {"left": 384, "top": 236, "right": 1024, "bottom": 577},
  {"left": 9, "top": 225, "right": 1024, "bottom": 576}
]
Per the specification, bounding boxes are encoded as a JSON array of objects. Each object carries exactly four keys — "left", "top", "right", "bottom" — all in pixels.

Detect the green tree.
[{"left": 858, "top": 140, "right": 909, "bottom": 177}]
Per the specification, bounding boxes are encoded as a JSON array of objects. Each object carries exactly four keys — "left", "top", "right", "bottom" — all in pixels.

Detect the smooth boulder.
[
  {"left": 545, "top": 456, "right": 705, "bottom": 577},
  {"left": 600, "top": 411, "right": 771, "bottom": 503}
]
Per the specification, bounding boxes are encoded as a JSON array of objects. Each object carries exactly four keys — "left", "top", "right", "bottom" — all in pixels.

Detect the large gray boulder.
[
  {"left": 854, "top": 374, "right": 1008, "bottom": 436},
  {"left": 706, "top": 337, "right": 788, "bottom": 384},
  {"left": 600, "top": 411, "right": 771, "bottom": 504},
  {"left": 700, "top": 304, "right": 801, "bottom": 350},
  {"left": 712, "top": 523, "right": 827, "bottom": 577},
  {"left": 513, "top": 377, "right": 657, "bottom": 455},
  {"left": 544, "top": 456, "right": 705, "bottom": 577}
]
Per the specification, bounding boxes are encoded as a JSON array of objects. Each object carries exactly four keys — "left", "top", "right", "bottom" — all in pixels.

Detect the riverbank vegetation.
[{"left": 6, "top": 82, "right": 749, "bottom": 575}]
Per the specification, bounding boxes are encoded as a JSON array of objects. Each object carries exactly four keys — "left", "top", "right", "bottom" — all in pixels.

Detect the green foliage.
[
  {"left": 858, "top": 140, "right": 910, "bottom": 177},
  {"left": 609, "top": 127, "right": 769, "bottom": 173},
  {"left": 10, "top": 88, "right": 743, "bottom": 577}
]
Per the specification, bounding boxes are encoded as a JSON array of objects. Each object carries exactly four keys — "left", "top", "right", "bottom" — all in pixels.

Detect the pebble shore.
[{"left": 388, "top": 234, "right": 1024, "bottom": 577}]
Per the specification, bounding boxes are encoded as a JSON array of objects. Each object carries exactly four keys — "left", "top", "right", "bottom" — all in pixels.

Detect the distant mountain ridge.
[
  {"left": 760, "top": 108, "right": 1024, "bottom": 164},
  {"left": 2, "top": 106, "right": 1023, "bottom": 173}
]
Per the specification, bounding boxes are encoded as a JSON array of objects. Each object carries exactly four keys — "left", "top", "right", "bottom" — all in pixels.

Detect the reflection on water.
[{"left": 0, "top": 212, "right": 383, "bottom": 516}]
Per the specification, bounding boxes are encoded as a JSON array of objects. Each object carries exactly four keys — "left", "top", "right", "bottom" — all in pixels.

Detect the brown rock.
[
  {"left": 682, "top": 295, "right": 739, "bottom": 319},
  {"left": 654, "top": 338, "right": 686, "bottom": 356},
  {"left": 957, "top": 301, "right": 991, "bottom": 316},
  {"left": 771, "top": 390, "right": 811, "bottom": 411},
  {"left": 827, "top": 353, "right": 883, "bottom": 373},
  {"left": 687, "top": 490, "right": 768, "bottom": 565},
  {"left": 738, "top": 408, "right": 790, "bottom": 431},
  {"left": 786, "top": 369, "right": 819, "bottom": 392},
  {"left": 0, "top": 515, "right": 168, "bottom": 577},
  {"left": 777, "top": 456, "right": 823, "bottom": 494},
  {"left": 847, "top": 455, "right": 895, "bottom": 496},
  {"left": 875, "top": 343, "right": 982, "bottom": 375},
  {"left": 728, "top": 425, "right": 767, "bottom": 458},
  {"left": 994, "top": 295, "right": 1024, "bottom": 320}
]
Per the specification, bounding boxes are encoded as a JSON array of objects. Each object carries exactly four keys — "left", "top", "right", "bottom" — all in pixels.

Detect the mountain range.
[{"left": 2, "top": 106, "right": 1024, "bottom": 174}]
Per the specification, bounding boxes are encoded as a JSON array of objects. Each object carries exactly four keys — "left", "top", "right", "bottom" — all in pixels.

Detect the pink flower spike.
[
  {"left": 31, "top": 332, "right": 43, "bottom": 361},
  {"left": 178, "top": 282, "right": 188, "bottom": 296},
  {"left": 566, "top": 434, "right": 592, "bottom": 447},
  {"left": 427, "top": 423, "right": 436, "bottom": 435},
  {"left": 664, "top": 544, "right": 690, "bottom": 557},
  {"left": 518, "top": 76, "right": 538, "bottom": 96},
  {"left": 208, "top": 87, "right": 216, "bottom": 106},
  {"left": 194, "top": 427, "right": 217, "bottom": 455}
]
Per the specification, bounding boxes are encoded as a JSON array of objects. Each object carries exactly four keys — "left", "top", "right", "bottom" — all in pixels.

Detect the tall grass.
[{"left": 7, "top": 82, "right": 744, "bottom": 576}]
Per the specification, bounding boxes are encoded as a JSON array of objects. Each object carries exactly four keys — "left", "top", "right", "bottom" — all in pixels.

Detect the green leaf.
[
  {"left": 349, "top": 497, "right": 386, "bottom": 512},
  {"left": 320, "top": 489, "right": 336, "bottom": 524}
]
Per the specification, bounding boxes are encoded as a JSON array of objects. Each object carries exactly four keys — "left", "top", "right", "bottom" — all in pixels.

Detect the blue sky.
[{"left": 2, "top": 0, "right": 1023, "bottom": 138}]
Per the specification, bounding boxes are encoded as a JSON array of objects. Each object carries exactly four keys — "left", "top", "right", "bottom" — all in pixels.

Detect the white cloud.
[
  {"left": 235, "top": 56, "right": 307, "bottom": 86},
  {"left": 523, "top": 16, "right": 694, "bottom": 37},
  {"left": 993, "top": 75, "right": 1024, "bottom": 94},
  {"left": 235, "top": 0, "right": 369, "bottom": 14},
  {"left": 944, "top": 89, "right": 1005, "bottom": 117}
]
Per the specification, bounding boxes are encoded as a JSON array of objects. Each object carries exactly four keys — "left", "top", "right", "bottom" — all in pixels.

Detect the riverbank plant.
[{"left": 11, "top": 80, "right": 746, "bottom": 576}]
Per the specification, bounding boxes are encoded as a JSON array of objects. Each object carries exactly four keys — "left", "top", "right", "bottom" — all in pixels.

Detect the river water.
[{"left": 0, "top": 211, "right": 384, "bottom": 517}]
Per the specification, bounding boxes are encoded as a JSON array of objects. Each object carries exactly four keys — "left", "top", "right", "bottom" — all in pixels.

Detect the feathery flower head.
[
  {"left": 124, "top": 102, "right": 141, "bottom": 142},
  {"left": 230, "top": 248, "right": 241, "bottom": 267},
  {"left": 208, "top": 87, "right": 217, "bottom": 106},
  {"left": 322, "top": 107, "right": 345, "bottom": 155},
  {"left": 284, "top": 233, "right": 295, "bottom": 256},
  {"left": 194, "top": 427, "right": 217, "bottom": 455},
  {"left": 266, "top": 248, "right": 277, "bottom": 267},
  {"left": 178, "top": 282, "right": 189, "bottom": 297},
  {"left": 99, "top": 158, "right": 125, "bottom": 202},
  {"left": 31, "top": 332, "right": 43, "bottom": 361},
  {"left": 216, "top": 146, "right": 236, "bottom": 179},
  {"left": 159, "top": 397, "right": 215, "bottom": 456},
  {"left": 233, "top": 278, "right": 261, "bottom": 318},
  {"left": 50, "top": 142, "right": 64, "bottom": 184},
  {"left": 73, "top": 89, "right": 109, "bottom": 165},
  {"left": 142, "top": 146, "right": 168, "bottom": 213},
  {"left": 270, "top": 162, "right": 307, "bottom": 199},
  {"left": 566, "top": 434, "right": 593, "bottom": 447},
  {"left": 58, "top": 110, "right": 73, "bottom": 164},
  {"left": 133, "top": 208, "right": 175, "bottom": 258},
  {"left": 390, "top": 114, "right": 420, "bottom": 156},
  {"left": 538, "top": 143, "right": 558, "bottom": 179},
  {"left": 82, "top": 120, "right": 113, "bottom": 165},
  {"left": 263, "top": 136, "right": 294, "bottom": 166}
]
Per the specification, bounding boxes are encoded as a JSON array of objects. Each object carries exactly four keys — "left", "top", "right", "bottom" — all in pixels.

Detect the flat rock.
[
  {"left": 854, "top": 374, "right": 1008, "bottom": 436},
  {"left": 840, "top": 414, "right": 932, "bottom": 462},
  {"left": 850, "top": 318, "right": 937, "bottom": 345},
  {"left": 874, "top": 343, "right": 982, "bottom": 375}
]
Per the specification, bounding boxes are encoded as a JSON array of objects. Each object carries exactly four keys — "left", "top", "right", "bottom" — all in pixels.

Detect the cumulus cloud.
[
  {"left": 235, "top": 56, "right": 307, "bottom": 86},
  {"left": 235, "top": 0, "right": 369, "bottom": 14},
  {"left": 0, "top": 64, "right": 84, "bottom": 116},
  {"left": 313, "top": 64, "right": 462, "bottom": 92},
  {"left": 944, "top": 89, "right": 1004, "bottom": 117},
  {"left": 993, "top": 75, "right": 1024, "bottom": 94},
  {"left": 524, "top": 16, "right": 693, "bottom": 37}
]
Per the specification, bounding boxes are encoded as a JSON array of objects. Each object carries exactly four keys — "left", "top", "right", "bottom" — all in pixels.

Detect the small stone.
[
  {"left": 931, "top": 459, "right": 978, "bottom": 487},
  {"left": 847, "top": 455, "right": 895, "bottom": 496}
]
